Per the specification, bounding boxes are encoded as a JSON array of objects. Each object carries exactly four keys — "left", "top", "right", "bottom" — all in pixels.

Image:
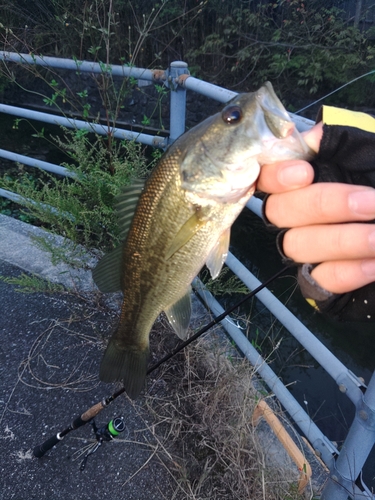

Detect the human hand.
[{"left": 257, "top": 123, "right": 375, "bottom": 294}]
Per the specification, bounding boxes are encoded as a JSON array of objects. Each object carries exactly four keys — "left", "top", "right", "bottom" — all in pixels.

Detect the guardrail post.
[
  {"left": 168, "top": 61, "right": 189, "bottom": 144},
  {"left": 321, "top": 370, "right": 375, "bottom": 500}
]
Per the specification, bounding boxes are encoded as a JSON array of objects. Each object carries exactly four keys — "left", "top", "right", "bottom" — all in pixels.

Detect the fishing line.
[
  {"left": 295, "top": 69, "right": 375, "bottom": 115},
  {"left": 32, "top": 263, "right": 291, "bottom": 459}
]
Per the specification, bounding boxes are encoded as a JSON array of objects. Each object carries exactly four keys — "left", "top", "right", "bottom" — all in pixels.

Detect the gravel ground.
[{"left": 0, "top": 260, "right": 174, "bottom": 500}]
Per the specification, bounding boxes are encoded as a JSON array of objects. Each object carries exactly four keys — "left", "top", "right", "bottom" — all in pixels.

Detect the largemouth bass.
[{"left": 93, "top": 82, "right": 311, "bottom": 399}]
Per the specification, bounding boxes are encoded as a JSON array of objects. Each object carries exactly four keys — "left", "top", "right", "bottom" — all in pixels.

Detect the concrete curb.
[{"left": 0, "top": 213, "right": 97, "bottom": 291}]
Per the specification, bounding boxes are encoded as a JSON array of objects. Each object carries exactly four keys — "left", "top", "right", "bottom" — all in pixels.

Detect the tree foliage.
[{"left": 0, "top": 0, "right": 374, "bottom": 102}]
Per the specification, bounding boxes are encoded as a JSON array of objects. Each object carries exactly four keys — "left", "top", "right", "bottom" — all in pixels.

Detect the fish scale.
[{"left": 93, "top": 82, "right": 312, "bottom": 399}]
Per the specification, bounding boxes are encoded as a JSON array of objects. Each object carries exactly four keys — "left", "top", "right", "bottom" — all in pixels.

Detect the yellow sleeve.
[{"left": 321, "top": 105, "right": 375, "bottom": 134}]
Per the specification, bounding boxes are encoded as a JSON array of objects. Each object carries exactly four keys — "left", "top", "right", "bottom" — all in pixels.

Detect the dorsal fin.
[
  {"left": 92, "top": 180, "right": 145, "bottom": 293},
  {"left": 116, "top": 179, "right": 145, "bottom": 241}
]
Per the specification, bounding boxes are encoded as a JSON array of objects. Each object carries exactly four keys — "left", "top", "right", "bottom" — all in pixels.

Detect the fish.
[{"left": 92, "top": 82, "right": 311, "bottom": 399}]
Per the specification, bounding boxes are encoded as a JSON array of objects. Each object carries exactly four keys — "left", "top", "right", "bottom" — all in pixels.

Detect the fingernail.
[
  {"left": 278, "top": 163, "right": 310, "bottom": 187},
  {"left": 361, "top": 259, "right": 375, "bottom": 277},
  {"left": 348, "top": 190, "right": 375, "bottom": 216}
]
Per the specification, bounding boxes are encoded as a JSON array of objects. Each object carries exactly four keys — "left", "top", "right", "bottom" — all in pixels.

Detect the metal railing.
[{"left": 0, "top": 51, "right": 374, "bottom": 499}]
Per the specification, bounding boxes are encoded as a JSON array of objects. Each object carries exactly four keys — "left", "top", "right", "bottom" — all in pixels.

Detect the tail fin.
[{"left": 99, "top": 339, "right": 149, "bottom": 399}]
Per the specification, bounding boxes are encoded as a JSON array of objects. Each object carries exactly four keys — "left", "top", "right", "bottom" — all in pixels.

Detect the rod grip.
[
  {"left": 80, "top": 401, "right": 105, "bottom": 422},
  {"left": 33, "top": 434, "right": 62, "bottom": 458},
  {"left": 71, "top": 401, "right": 106, "bottom": 429}
]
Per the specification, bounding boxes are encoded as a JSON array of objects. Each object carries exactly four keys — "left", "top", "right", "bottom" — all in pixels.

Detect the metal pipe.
[
  {"left": 193, "top": 277, "right": 338, "bottom": 468},
  {"left": 0, "top": 148, "right": 75, "bottom": 177},
  {"left": 168, "top": 61, "right": 188, "bottom": 143},
  {"left": 0, "top": 188, "right": 25, "bottom": 204},
  {"left": 321, "top": 371, "right": 375, "bottom": 500},
  {"left": 246, "top": 196, "right": 263, "bottom": 218},
  {"left": 0, "top": 103, "right": 167, "bottom": 148},
  {"left": 0, "top": 51, "right": 162, "bottom": 81},
  {"left": 180, "top": 75, "right": 237, "bottom": 103},
  {"left": 0, "top": 188, "right": 72, "bottom": 218},
  {"left": 225, "top": 252, "right": 366, "bottom": 406}
]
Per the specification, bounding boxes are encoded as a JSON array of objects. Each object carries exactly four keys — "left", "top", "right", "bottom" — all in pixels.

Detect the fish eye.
[{"left": 221, "top": 105, "right": 242, "bottom": 125}]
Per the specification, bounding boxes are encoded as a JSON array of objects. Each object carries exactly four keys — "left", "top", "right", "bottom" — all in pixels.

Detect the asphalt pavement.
[{"left": 0, "top": 214, "right": 174, "bottom": 500}]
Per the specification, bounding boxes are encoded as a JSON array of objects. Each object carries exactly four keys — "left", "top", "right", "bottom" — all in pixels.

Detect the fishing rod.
[{"left": 33, "top": 264, "right": 290, "bottom": 459}]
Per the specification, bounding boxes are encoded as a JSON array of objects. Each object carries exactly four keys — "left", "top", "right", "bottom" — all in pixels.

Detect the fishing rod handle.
[
  {"left": 33, "top": 433, "right": 64, "bottom": 458},
  {"left": 33, "top": 400, "right": 107, "bottom": 458},
  {"left": 72, "top": 400, "right": 106, "bottom": 428}
]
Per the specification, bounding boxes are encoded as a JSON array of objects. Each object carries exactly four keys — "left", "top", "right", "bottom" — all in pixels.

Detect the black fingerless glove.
[{"left": 273, "top": 106, "right": 375, "bottom": 322}]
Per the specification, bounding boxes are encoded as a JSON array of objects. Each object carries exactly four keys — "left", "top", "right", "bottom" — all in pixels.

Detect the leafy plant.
[
  {"left": 201, "top": 266, "right": 250, "bottom": 296},
  {"left": 0, "top": 272, "right": 65, "bottom": 293},
  {"left": 186, "top": 0, "right": 375, "bottom": 105},
  {"left": 0, "top": 129, "right": 154, "bottom": 256},
  {"left": 1, "top": 0, "right": 375, "bottom": 107}
]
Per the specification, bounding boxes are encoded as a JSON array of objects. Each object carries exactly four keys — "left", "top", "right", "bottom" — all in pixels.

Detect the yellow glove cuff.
[{"left": 321, "top": 105, "right": 375, "bottom": 134}]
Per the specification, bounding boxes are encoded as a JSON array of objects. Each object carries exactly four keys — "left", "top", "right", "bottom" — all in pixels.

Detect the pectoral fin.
[
  {"left": 206, "top": 227, "right": 230, "bottom": 279},
  {"left": 166, "top": 211, "right": 205, "bottom": 260},
  {"left": 92, "top": 245, "right": 123, "bottom": 292},
  {"left": 164, "top": 288, "right": 192, "bottom": 339}
]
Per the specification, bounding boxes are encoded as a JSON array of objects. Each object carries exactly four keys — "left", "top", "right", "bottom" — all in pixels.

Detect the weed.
[
  {"left": 0, "top": 129, "right": 154, "bottom": 259},
  {"left": 201, "top": 266, "right": 250, "bottom": 296},
  {"left": 0, "top": 273, "right": 65, "bottom": 293}
]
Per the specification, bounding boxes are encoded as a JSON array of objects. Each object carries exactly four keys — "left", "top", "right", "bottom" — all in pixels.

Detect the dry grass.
[{"left": 145, "top": 322, "right": 310, "bottom": 500}]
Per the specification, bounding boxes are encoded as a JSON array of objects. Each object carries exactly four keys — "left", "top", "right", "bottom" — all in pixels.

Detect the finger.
[
  {"left": 311, "top": 259, "right": 375, "bottom": 295},
  {"left": 257, "top": 160, "right": 314, "bottom": 193},
  {"left": 302, "top": 121, "right": 323, "bottom": 153},
  {"left": 283, "top": 223, "right": 375, "bottom": 263},
  {"left": 265, "top": 184, "right": 375, "bottom": 227},
  {"left": 256, "top": 122, "right": 322, "bottom": 193}
]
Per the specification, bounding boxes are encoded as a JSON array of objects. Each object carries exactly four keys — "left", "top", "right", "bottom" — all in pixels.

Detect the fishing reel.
[
  {"left": 79, "top": 416, "right": 125, "bottom": 471},
  {"left": 93, "top": 416, "right": 125, "bottom": 442}
]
